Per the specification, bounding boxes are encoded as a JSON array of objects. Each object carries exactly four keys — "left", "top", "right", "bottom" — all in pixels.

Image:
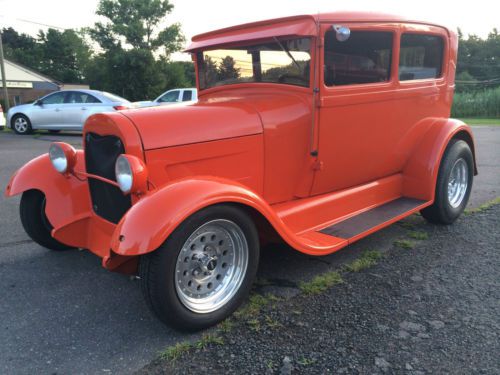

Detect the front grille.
[{"left": 85, "top": 132, "right": 131, "bottom": 224}]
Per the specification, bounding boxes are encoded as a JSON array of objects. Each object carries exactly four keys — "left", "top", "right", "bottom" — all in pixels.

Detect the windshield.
[{"left": 197, "top": 37, "right": 312, "bottom": 90}]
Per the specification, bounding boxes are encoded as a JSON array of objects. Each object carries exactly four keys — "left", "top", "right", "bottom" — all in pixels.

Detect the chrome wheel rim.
[
  {"left": 447, "top": 158, "right": 468, "bottom": 208},
  {"left": 14, "top": 117, "right": 28, "bottom": 133},
  {"left": 175, "top": 219, "right": 248, "bottom": 314}
]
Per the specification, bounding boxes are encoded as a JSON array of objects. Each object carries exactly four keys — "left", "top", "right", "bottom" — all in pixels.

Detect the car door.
[
  {"left": 29, "top": 92, "right": 67, "bottom": 128},
  {"left": 311, "top": 23, "right": 399, "bottom": 195},
  {"left": 156, "top": 90, "right": 181, "bottom": 105},
  {"left": 181, "top": 89, "right": 193, "bottom": 102},
  {"left": 64, "top": 91, "right": 103, "bottom": 130}
]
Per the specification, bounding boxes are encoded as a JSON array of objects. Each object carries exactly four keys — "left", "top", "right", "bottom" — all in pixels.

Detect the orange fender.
[
  {"left": 5, "top": 151, "right": 92, "bottom": 231},
  {"left": 403, "top": 118, "right": 476, "bottom": 201},
  {"left": 110, "top": 177, "right": 341, "bottom": 257}
]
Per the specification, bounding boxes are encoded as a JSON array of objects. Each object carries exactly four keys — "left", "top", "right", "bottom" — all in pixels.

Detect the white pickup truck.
[{"left": 134, "top": 88, "right": 197, "bottom": 108}]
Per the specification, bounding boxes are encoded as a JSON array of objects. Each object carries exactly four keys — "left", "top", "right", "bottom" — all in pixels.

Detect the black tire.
[
  {"left": 20, "top": 190, "right": 73, "bottom": 251},
  {"left": 420, "top": 139, "right": 474, "bottom": 224},
  {"left": 48, "top": 129, "right": 61, "bottom": 134},
  {"left": 11, "top": 114, "right": 33, "bottom": 135},
  {"left": 139, "top": 204, "right": 260, "bottom": 331}
]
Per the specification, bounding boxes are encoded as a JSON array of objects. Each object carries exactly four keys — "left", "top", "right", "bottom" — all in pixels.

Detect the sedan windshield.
[{"left": 197, "top": 37, "right": 311, "bottom": 90}]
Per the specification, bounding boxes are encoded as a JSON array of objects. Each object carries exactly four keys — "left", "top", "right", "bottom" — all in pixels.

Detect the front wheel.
[
  {"left": 139, "top": 205, "right": 260, "bottom": 331},
  {"left": 420, "top": 139, "right": 474, "bottom": 224},
  {"left": 12, "top": 114, "right": 33, "bottom": 135},
  {"left": 20, "top": 190, "right": 73, "bottom": 250}
]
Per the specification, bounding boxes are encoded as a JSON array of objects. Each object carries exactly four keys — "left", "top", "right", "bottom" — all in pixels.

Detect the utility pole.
[{"left": 0, "top": 29, "right": 9, "bottom": 112}]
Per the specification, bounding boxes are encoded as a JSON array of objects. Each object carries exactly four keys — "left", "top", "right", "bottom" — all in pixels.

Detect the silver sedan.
[{"left": 7, "top": 90, "right": 131, "bottom": 135}]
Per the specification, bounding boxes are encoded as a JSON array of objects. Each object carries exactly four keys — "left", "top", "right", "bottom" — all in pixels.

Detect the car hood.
[{"left": 121, "top": 99, "right": 263, "bottom": 150}]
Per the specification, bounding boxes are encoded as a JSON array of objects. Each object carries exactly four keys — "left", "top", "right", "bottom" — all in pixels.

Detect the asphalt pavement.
[{"left": 0, "top": 126, "right": 498, "bottom": 374}]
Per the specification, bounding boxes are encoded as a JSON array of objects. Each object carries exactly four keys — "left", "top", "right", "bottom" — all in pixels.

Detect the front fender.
[
  {"left": 5, "top": 151, "right": 91, "bottom": 229},
  {"left": 111, "top": 177, "right": 306, "bottom": 256},
  {"left": 403, "top": 118, "right": 476, "bottom": 201}
]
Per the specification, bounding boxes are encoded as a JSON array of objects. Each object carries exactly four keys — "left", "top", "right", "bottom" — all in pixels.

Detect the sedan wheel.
[{"left": 12, "top": 115, "right": 33, "bottom": 135}]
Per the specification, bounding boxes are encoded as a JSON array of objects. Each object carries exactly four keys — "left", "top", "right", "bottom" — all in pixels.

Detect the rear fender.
[
  {"left": 111, "top": 177, "right": 300, "bottom": 256},
  {"left": 5, "top": 151, "right": 91, "bottom": 229},
  {"left": 403, "top": 118, "right": 476, "bottom": 201}
]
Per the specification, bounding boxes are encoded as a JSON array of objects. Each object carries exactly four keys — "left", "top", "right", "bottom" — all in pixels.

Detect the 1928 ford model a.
[{"left": 5, "top": 12, "right": 476, "bottom": 330}]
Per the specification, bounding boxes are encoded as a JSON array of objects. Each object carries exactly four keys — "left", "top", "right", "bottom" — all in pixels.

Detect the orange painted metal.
[{"left": 4, "top": 12, "right": 476, "bottom": 274}]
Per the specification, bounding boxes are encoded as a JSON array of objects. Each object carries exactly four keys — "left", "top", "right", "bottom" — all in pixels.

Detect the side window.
[
  {"left": 42, "top": 92, "right": 66, "bottom": 104},
  {"left": 66, "top": 92, "right": 83, "bottom": 104},
  {"left": 182, "top": 90, "right": 193, "bottom": 101},
  {"left": 399, "top": 34, "right": 444, "bottom": 81},
  {"left": 82, "top": 94, "right": 101, "bottom": 103},
  {"left": 158, "top": 90, "right": 180, "bottom": 103},
  {"left": 324, "top": 30, "right": 393, "bottom": 86}
]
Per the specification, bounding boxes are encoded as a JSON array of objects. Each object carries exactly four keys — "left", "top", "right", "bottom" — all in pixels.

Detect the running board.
[{"left": 319, "top": 197, "right": 426, "bottom": 239}]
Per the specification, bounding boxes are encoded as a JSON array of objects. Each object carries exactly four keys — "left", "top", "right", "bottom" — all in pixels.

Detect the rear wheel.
[
  {"left": 20, "top": 190, "right": 73, "bottom": 251},
  {"left": 12, "top": 114, "right": 33, "bottom": 135},
  {"left": 420, "top": 139, "right": 474, "bottom": 224},
  {"left": 139, "top": 205, "right": 259, "bottom": 331}
]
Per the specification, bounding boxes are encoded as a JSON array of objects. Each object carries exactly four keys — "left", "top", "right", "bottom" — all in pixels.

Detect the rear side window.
[
  {"left": 324, "top": 30, "right": 393, "bottom": 86},
  {"left": 182, "top": 90, "right": 193, "bottom": 101},
  {"left": 399, "top": 34, "right": 444, "bottom": 81}
]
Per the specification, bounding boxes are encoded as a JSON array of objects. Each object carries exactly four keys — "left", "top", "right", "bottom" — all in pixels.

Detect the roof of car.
[{"left": 186, "top": 12, "right": 450, "bottom": 51}]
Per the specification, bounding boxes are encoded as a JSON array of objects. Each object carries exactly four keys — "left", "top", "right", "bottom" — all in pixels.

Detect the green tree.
[
  {"left": 38, "top": 29, "right": 90, "bottom": 83},
  {"left": 86, "top": 0, "right": 186, "bottom": 100},
  {"left": 217, "top": 56, "right": 240, "bottom": 81},
  {"left": 1, "top": 27, "right": 42, "bottom": 71},
  {"left": 89, "top": 0, "right": 184, "bottom": 55}
]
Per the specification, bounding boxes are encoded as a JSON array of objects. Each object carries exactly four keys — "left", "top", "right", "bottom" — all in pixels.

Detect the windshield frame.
[{"left": 195, "top": 36, "right": 314, "bottom": 92}]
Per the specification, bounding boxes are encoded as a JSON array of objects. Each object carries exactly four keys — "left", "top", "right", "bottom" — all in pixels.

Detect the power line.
[{"left": 0, "top": 15, "right": 69, "bottom": 31}]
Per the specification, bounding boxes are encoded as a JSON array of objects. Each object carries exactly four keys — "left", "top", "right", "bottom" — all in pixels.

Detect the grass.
[
  {"left": 298, "top": 357, "right": 316, "bottom": 366},
  {"left": 299, "top": 271, "right": 343, "bottom": 295},
  {"left": 394, "top": 239, "right": 415, "bottom": 249},
  {"left": 234, "top": 293, "right": 277, "bottom": 320},
  {"left": 407, "top": 231, "right": 429, "bottom": 240},
  {"left": 217, "top": 318, "right": 234, "bottom": 333},
  {"left": 159, "top": 334, "right": 224, "bottom": 362},
  {"left": 465, "top": 197, "right": 500, "bottom": 214},
  {"left": 459, "top": 118, "right": 500, "bottom": 126},
  {"left": 195, "top": 334, "right": 224, "bottom": 350},
  {"left": 345, "top": 250, "right": 383, "bottom": 272},
  {"left": 159, "top": 341, "right": 192, "bottom": 361},
  {"left": 452, "top": 87, "right": 500, "bottom": 118}
]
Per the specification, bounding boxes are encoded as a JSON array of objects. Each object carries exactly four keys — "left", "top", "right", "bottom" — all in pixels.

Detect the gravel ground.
[{"left": 138, "top": 205, "right": 500, "bottom": 375}]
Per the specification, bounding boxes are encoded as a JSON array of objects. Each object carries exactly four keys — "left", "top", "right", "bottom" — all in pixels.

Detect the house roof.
[
  {"left": 3, "top": 59, "right": 60, "bottom": 84},
  {"left": 186, "top": 12, "right": 450, "bottom": 52}
]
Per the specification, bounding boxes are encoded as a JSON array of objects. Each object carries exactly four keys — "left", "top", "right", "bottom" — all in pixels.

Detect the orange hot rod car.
[{"left": 5, "top": 12, "right": 476, "bottom": 330}]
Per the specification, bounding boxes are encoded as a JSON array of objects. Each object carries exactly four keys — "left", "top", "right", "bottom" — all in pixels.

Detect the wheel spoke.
[
  {"left": 447, "top": 158, "right": 468, "bottom": 208},
  {"left": 174, "top": 219, "right": 248, "bottom": 314}
]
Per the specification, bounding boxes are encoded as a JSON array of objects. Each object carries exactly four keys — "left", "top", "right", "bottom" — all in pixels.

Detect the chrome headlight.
[
  {"left": 49, "top": 142, "right": 76, "bottom": 174},
  {"left": 115, "top": 155, "right": 133, "bottom": 193}
]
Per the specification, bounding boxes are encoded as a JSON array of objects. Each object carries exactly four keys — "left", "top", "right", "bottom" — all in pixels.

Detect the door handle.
[
  {"left": 81, "top": 107, "right": 87, "bottom": 110},
  {"left": 55, "top": 108, "right": 61, "bottom": 112}
]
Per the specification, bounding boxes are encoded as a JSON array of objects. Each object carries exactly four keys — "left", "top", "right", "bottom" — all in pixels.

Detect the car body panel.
[{"left": 5, "top": 12, "right": 476, "bottom": 275}]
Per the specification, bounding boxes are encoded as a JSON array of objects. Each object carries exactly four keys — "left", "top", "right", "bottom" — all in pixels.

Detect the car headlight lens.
[
  {"left": 49, "top": 142, "right": 76, "bottom": 174},
  {"left": 115, "top": 155, "right": 133, "bottom": 193}
]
